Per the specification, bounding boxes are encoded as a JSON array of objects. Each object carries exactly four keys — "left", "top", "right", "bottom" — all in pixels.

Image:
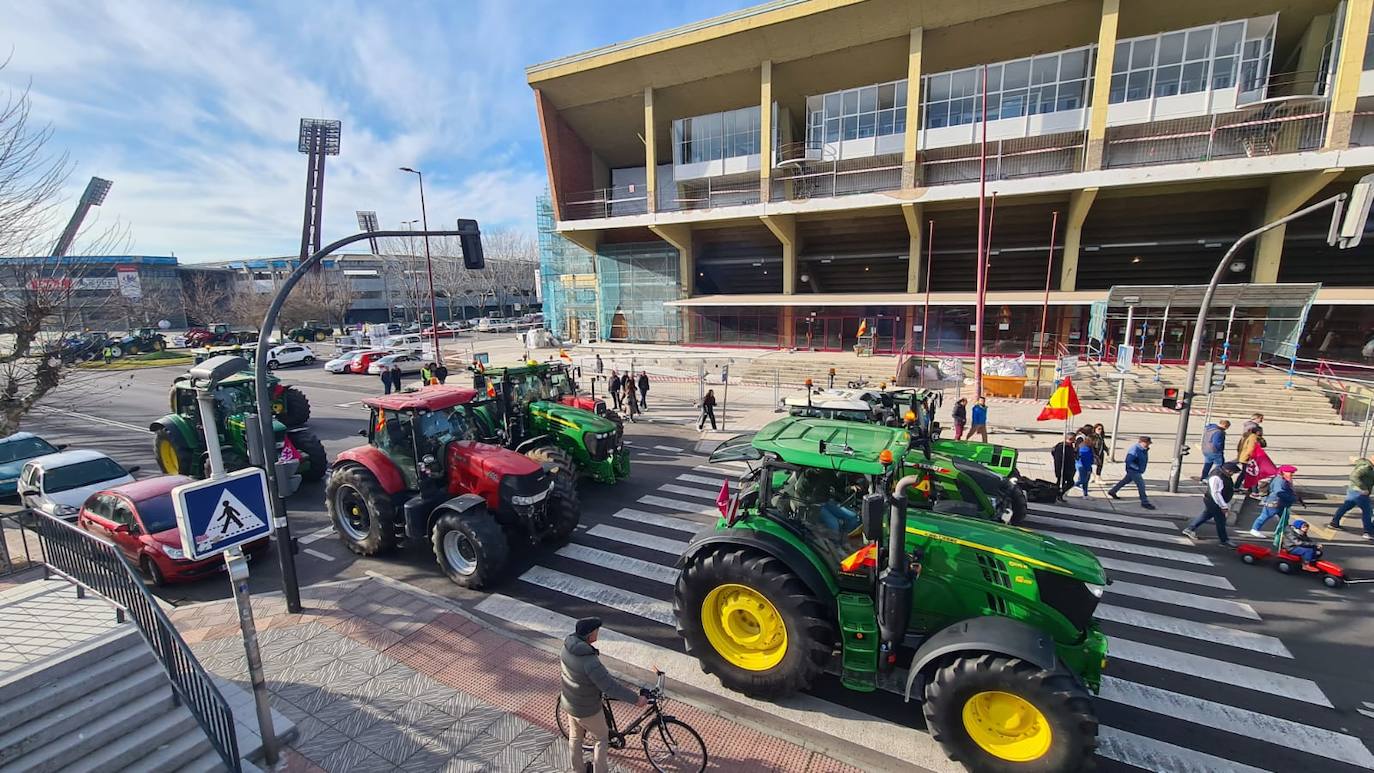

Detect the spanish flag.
[
  {"left": 840, "top": 542, "right": 879, "bottom": 573},
  {"left": 1036, "top": 376, "right": 1082, "bottom": 421},
  {"left": 856, "top": 318, "right": 868, "bottom": 337},
  {"left": 559, "top": 348, "right": 572, "bottom": 362}
]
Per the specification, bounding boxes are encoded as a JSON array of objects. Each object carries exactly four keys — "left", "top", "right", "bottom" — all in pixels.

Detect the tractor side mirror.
[{"left": 861, "top": 493, "right": 884, "bottom": 542}]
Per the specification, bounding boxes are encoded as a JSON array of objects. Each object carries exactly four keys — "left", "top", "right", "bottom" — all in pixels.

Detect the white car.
[
  {"left": 19, "top": 450, "right": 137, "bottom": 522},
  {"left": 324, "top": 349, "right": 377, "bottom": 373},
  {"left": 383, "top": 334, "right": 425, "bottom": 350},
  {"left": 367, "top": 352, "right": 428, "bottom": 375},
  {"left": 266, "top": 344, "right": 316, "bottom": 369}
]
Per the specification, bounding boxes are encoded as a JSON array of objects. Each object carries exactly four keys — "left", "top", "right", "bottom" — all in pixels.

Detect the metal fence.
[
  {"left": 1103, "top": 99, "right": 1327, "bottom": 169},
  {"left": 919, "top": 131, "right": 1086, "bottom": 186},
  {"left": 561, "top": 186, "right": 649, "bottom": 220},
  {"left": 770, "top": 154, "right": 904, "bottom": 202},
  {"left": 660, "top": 177, "right": 762, "bottom": 212},
  {"left": 31, "top": 514, "right": 242, "bottom": 772},
  {"left": 0, "top": 511, "right": 40, "bottom": 578}
]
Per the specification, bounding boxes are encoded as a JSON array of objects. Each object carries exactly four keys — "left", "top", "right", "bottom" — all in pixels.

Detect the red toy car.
[
  {"left": 1235, "top": 542, "right": 1347, "bottom": 588},
  {"left": 78, "top": 475, "right": 270, "bottom": 585}
]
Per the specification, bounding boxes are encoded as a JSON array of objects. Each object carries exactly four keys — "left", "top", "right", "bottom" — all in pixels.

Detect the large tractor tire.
[
  {"left": 124, "top": 343, "right": 141, "bottom": 356},
  {"left": 1002, "top": 484, "right": 1029, "bottom": 526},
  {"left": 291, "top": 430, "right": 328, "bottom": 481},
  {"left": 153, "top": 427, "right": 197, "bottom": 477},
  {"left": 313, "top": 329, "right": 328, "bottom": 342},
  {"left": 326, "top": 465, "right": 398, "bottom": 555},
  {"left": 544, "top": 468, "right": 580, "bottom": 541},
  {"left": 602, "top": 409, "right": 625, "bottom": 429},
  {"left": 153, "top": 338, "right": 166, "bottom": 352},
  {"left": 923, "top": 654, "right": 1097, "bottom": 773},
  {"left": 431, "top": 509, "right": 508, "bottom": 589},
  {"left": 275, "top": 386, "right": 311, "bottom": 428},
  {"left": 673, "top": 548, "right": 833, "bottom": 699},
  {"left": 526, "top": 445, "right": 578, "bottom": 483}
]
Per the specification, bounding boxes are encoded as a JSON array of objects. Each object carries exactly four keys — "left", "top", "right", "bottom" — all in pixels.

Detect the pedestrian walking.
[
  {"left": 1108, "top": 436, "right": 1156, "bottom": 509},
  {"left": 637, "top": 371, "right": 649, "bottom": 409},
  {"left": 699, "top": 389, "right": 718, "bottom": 430},
  {"left": 561, "top": 617, "right": 647, "bottom": 773},
  {"left": 1250, "top": 464, "right": 1297, "bottom": 537},
  {"left": 102, "top": 345, "right": 114, "bottom": 364},
  {"left": 1050, "top": 434, "right": 1077, "bottom": 501},
  {"left": 951, "top": 398, "right": 968, "bottom": 440},
  {"left": 1199, "top": 419, "right": 1230, "bottom": 480},
  {"left": 623, "top": 378, "right": 638, "bottom": 422},
  {"left": 595, "top": 354, "right": 603, "bottom": 374},
  {"left": 1075, "top": 436, "right": 1095, "bottom": 498},
  {"left": 1233, "top": 425, "right": 1266, "bottom": 519},
  {"left": 435, "top": 362, "right": 448, "bottom": 384},
  {"left": 609, "top": 371, "right": 623, "bottom": 410},
  {"left": 1328, "top": 455, "right": 1374, "bottom": 539},
  {"left": 1183, "top": 461, "right": 1240, "bottom": 547},
  {"left": 1091, "top": 422, "right": 1107, "bottom": 478},
  {"left": 380, "top": 366, "right": 393, "bottom": 395},
  {"left": 968, "top": 396, "right": 988, "bottom": 442},
  {"left": 391, "top": 364, "right": 404, "bottom": 392},
  {"left": 1242, "top": 412, "right": 1264, "bottom": 435}
]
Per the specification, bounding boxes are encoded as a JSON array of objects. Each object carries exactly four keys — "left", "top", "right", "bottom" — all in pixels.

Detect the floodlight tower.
[
  {"left": 50, "top": 177, "right": 113, "bottom": 256},
  {"left": 297, "top": 119, "right": 341, "bottom": 269},
  {"left": 356, "top": 210, "right": 381, "bottom": 255}
]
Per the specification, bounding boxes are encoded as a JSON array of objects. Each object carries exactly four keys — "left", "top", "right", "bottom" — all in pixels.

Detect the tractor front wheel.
[
  {"left": 291, "top": 431, "right": 328, "bottom": 481},
  {"left": 673, "top": 548, "right": 833, "bottom": 699},
  {"left": 314, "top": 330, "right": 328, "bottom": 342},
  {"left": 923, "top": 654, "right": 1097, "bottom": 773},
  {"left": 431, "top": 509, "right": 508, "bottom": 588},
  {"left": 327, "top": 465, "right": 397, "bottom": 555},
  {"left": 276, "top": 386, "right": 311, "bottom": 427},
  {"left": 526, "top": 445, "right": 578, "bottom": 483},
  {"left": 1002, "top": 484, "right": 1029, "bottom": 526},
  {"left": 153, "top": 427, "right": 196, "bottom": 477},
  {"left": 153, "top": 338, "right": 166, "bottom": 351},
  {"left": 125, "top": 343, "right": 141, "bottom": 356},
  {"left": 545, "top": 469, "right": 580, "bottom": 541}
]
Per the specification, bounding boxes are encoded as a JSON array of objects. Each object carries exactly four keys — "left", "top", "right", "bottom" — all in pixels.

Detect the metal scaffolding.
[{"left": 536, "top": 196, "right": 599, "bottom": 342}]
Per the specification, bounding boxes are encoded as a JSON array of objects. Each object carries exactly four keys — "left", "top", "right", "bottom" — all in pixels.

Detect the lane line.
[
  {"left": 34, "top": 407, "right": 149, "bottom": 434},
  {"left": 1097, "top": 557, "right": 1234, "bottom": 590},
  {"left": 677, "top": 473, "right": 728, "bottom": 487},
  {"left": 659, "top": 483, "right": 721, "bottom": 501},
  {"left": 1100, "top": 677, "right": 1374, "bottom": 768},
  {"left": 517, "top": 566, "right": 674, "bottom": 625},
  {"left": 1039, "top": 531, "right": 1214, "bottom": 566},
  {"left": 653, "top": 445, "right": 685, "bottom": 453},
  {"left": 555, "top": 544, "right": 677, "bottom": 585},
  {"left": 300, "top": 526, "right": 335, "bottom": 545},
  {"left": 586, "top": 524, "right": 688, "bottom": 555},
  {"left": 1095, "top": 605, "right": 1291, "bottom": 658},
  {"left": 302, "top": 548, "right": 335, "bottom": 562},
  {"left": 1097, "top": 726, "right": 1272, "bottom": 773},
  {"left": 611, "top": 508, "right": 707, "bottom": 534},
  {"left": 1107, "top": 581, "right": 1259, "bottom": 620},
  {"left": 638, "top": 495, "right": 718, "bottom": 516},
  {"left": 1108, "top": 638, "right": 1331, "bottom": 707},
  {"left": 1033, "top": 515, "right": 1192, "bottom": 545},
  {"left": 1029, "top": 504, "right": 1180, "bottom": 530}
]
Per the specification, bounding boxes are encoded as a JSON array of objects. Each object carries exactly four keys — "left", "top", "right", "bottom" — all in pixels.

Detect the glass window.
[
  {"left": 1031, "top": 55, "right": 1058, "bottom": 85},
  {"left": 1130, "top": 39, "right": 1156, "bottom": 70},
  {"left": 859, "top": 86, "right": 877, "bottom": 113},
  {"left": 1212, "top": 56, "right": 1237, "bottom": 89},
  {"left": 825, "top": 92, "right": 842, "bottom": 114},
  {"left": 1126, "top": 69, "right": 1151, "bottom": 101},
  {"left": 1060, "top": 50, "right": 1088, "bottom": 80},
  {"left": 1113, "top": 41, "right": 1131, "bottom": 73},
  {"left": 985, "top": 64, "right": 1003, "bottom": 92},
  {"left": 877, "top": 111, "right": 895, "bottom": 135},
  {"left": 842, "top": 90, "right": 859, "bottom": 115},
  {"left": 857, "top": 112, "right": 876, "bottom": 138},
  {"left": 1180, "top": 61, "right": 1208, "bottom": 94},
  {"left": 878, "top": 83, "right": 896, "bottom": 110},
  {"left": 843, "top": 114, "right": 859, "bottom": 140},
  {"left": 1216, "top": 22, "right": 1244, "bottom": 56},
  {"left": 951, "top": 69, "right": 978, "bottom": 99},
  {"left": 825, "top": 117, "right": 841, "bottom": 142},
  {"left": 1000, "top": 89, "right": 1027, "bottom": 118},
  {"left": 1030, "top": 84, "right": 1056, "bottom": 115},
  {"left": 926, "top": 101, "right": 948, "bottom": 128},
  {"left": 1185, "top": 29, "right": 1212, "bottom": 61},
  {"left": 1055, "top": 80, "right": 1086, "bottom": 111},
  {"left": 1004, "top": 60, "right": 1030, "bottom": 90},
  {"left": 895, "top": 82, "right": 907, "bottom": 108},
  {"left": 894, "top": 108, "right": 906, "bottom": 133},
  {"left": 1157, "top": 33, "right": 1185, "bottom": 66},
  {"left": 928, "top": 73, "right": 951, "bottom": 101},
  {"left": 1154, "top": 64, "right": 1181, "bottom": 97}
]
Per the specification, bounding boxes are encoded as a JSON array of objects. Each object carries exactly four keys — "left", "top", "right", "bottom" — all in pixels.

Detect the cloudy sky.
[{"left": 1, "top": 0, "right": 752, "bottom": 262}]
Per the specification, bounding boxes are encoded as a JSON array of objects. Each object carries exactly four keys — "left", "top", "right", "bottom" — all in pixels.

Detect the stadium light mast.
[
  {"left": 356, "top": 210, "right": 381, "bottom": 255},
  {"left": 50, "top": 176, "right": 113, "bottom": 257},
  {"left": 298, "top": 119, "right": 341, "bottom": 269}
]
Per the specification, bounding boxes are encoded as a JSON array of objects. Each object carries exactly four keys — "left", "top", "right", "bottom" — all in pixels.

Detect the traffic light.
[
  {"left": 1203, "top": 362, "right": 1227, "bottom": 394},
  {"left": 457, "top": 219, "right": 485, "bottom": 269},
  {"left": 1161, "top": 387, "right": 1179, "bottom": 410}
]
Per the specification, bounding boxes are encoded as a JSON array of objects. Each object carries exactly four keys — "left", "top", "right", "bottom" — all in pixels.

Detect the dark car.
[{"left": 0, "top": 432, "right": 63, "bottom": 497}]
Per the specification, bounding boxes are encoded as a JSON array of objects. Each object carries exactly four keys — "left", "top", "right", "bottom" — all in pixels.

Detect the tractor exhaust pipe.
[{"left": 876, "top": 474, "right": 921, "bottom": 668}]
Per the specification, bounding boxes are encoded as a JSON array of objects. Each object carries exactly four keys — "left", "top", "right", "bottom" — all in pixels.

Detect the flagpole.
[
  {"left": 1035, "top": 210, "right": 1059, "bottom": 401},
  {"left": 921, "top": 219, "right": 934, "bottom": 386}
]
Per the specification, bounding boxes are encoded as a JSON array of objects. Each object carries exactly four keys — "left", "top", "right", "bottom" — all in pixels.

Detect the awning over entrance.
[
  {"left": 666, "top": 291, "right": 1109, "bottom": 307},
  {"left": 1105, "top": 283, "right": 1321, "bottom": 308}
]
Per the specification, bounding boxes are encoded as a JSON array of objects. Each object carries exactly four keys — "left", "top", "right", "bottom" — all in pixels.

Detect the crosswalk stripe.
[
  {"left": 555, "top": 544, "right": 677, "bottom": 585},
  {"left": 1107, "top": 581, "right": 1259, "bottom": 620},
  {"left": 611, "top": 508, "right": 706, "bottom": 534},
  {"left": 1040, "top": 531, "right": 1214, "bottom": 566},
  {"left": 1109, "top": 638, "right": 1332, "bottom": 707},
  {"left": 691, "top": 464, "right": 750, "bottom": 478},
  {"left": 660, "top": 483, "right": 721, "bottom": 501},
  {"left": 1097, "top": 557, "right": 1234, "bottom": 590},
  {"left": 1034, "top": 515, "right": 1191, "bottom": 545},
  {"left": 1095, "top": 605, "right": 1291, "bottom": 657},
  {"left": 1029, "top": 503, "right": 1179, "bottom": 530},
  {"left": 638, "top": 494, "right": 719, "bottom": 516},
  {"left": 517, "top": 565, "right": 674, "bottom": 625},
  {"left": 1097, "top": 726, "right": 1272, "bottom": 773},
  {"left": 587, "top": 524, "right": 690, "bottom": 555},
  {"left": 1100, "top": 676, "right": 1374, "bottom": 768},
  {"left": 677, "top": 473, "right": 727, "bottom": 487},
  {"left": 472, "top": 594, "right": 961, "bottom": 773}
]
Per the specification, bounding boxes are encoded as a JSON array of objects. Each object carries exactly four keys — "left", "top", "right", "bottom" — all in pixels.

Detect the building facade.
[{"left": 529, "top": 0, "right": 1374, "bottom": 364}]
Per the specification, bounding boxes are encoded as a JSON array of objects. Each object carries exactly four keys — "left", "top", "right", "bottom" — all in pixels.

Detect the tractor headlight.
[
  {"left": 1086, "top": 583, "right": 1106, "bottom": 599},
  {"left": 583, "top": 431, "right": 601, "bottom": 458},
  {"left": 511, "top": 486, "right": 550, "bottom": 506},
  {"left": 161, "top": 544, "right": 186, "bottom": 560}
]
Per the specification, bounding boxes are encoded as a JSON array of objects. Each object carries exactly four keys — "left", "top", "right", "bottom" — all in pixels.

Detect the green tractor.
[
  {"left": 474, "top": 363, "right": 629, "bottom": 485},
  {"left": 286, "top": 320, "right": 333, "bottom": 343},
  {"left": 674, "top": 416, "right": 1107, "bottom": 771},
  {"left": 113, "top": 327, "right": 168, "bottom": 357},
  {"left": 151, "top": 370, "right": 327, "bottom": 482}
]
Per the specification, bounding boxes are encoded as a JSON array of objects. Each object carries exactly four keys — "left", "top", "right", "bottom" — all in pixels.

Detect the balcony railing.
[
  {"left": 562, "top": 185, "right": 648, "bottom": 220},
  {"left": 918, "top": 131, "right": 1086, "bottom": 187},
  {"left": 660, "top": 176, "right": 762, "bottom": 212},
  {"left": 770, "top": 152, "right": 904, "bottom": 202},
  {"left": 1104, "top": 97, "right": 1327, "bottom": 169}
]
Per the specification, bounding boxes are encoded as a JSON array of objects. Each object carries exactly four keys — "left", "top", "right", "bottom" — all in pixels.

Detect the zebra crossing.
[{"left": 475, "top": 458, "right": 1374, "bottom": 773}]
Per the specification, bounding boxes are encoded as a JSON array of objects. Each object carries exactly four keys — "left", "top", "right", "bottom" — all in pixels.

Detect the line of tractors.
[{"left": 147, "top": 358, "right": 1108, "bottom": 771}]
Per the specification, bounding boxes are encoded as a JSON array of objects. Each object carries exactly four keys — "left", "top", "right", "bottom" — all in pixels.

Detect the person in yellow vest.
[{"left": 420, "top": 363, "right": 434, "bottom": 385}]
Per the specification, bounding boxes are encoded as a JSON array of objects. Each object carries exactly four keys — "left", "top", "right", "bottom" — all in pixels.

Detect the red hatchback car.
[
  {"left": 78, "top": 475, "right": 270, "bottom": 585},
  {"left": 350, "top": 350, "right": 393, "bottom": 374}
]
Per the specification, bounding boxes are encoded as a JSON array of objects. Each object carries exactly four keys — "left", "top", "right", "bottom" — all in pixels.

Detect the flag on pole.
[
  {"left": 559, "top": 348, "right": 572, "bottom": 362},
  {"left": 856, "top": 318, "right": 868, "bottom": 337},
  {"left": 716, "top": 480, "right": 731, "bottom": 518},
  {"left": 840, "top": 542, "right": 879, "bottom": 573},
  {"left": 1036, "top": 376, "right": 1082, "bottom": 421}
]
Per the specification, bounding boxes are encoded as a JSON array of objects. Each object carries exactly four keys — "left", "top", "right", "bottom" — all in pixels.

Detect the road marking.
[
  {"left": 473, "top": 594, "right": 961, "bottom": 773},
  {"left": 1108, "top": 638, "right": 1331, "bottom": 707},
  {"left": 34, "top": 407, "right": 149, "bottom": 434},
  {"left": 300, "top": 526, "right": 335, "bottom": 544},
  {"left": 303, "top": 548, "right": 335, "bottom": 562},
  {"left": 653, "top": 445, "right": 684, "bottom": 453},
  {"left": 638, "top": 495, "right": 718, "bottom": 516},
  {"left": 690, "top": 465, "right": 750, "bottom": 479},
  {"left": 517, "top": 566, "right": 674, "bottom": 625},
  {"left": 659, "top": 483, "right": 720, "bottom": 501},
  {"left": 1095, "top": 605, "right": 1292, "bottom": 657},
  {"left": 1097, "top": 557, "right": 1233, "bottom": 589},
  {"left": 586, "top": 524, "right": 688, "bottom": 556},
  {"left": 1033, "top": 515, "right": 1191, "bottom": 545},
  {"left": 1098, "top": 726, "right": 1272, "bottom": 773},
  {"left": 676, "top": 473, "right": 727, "bottom": 487},
  {"left": 1100, "top": 677, "right": 1374, "bottom": 768},
  {"left": 1039, "top": 531, "right": 1214, "bottom": 565},
  {"left": 334, "top": 401, "right": 362, "bottom": 407},
  {"left": 611, "top": 508, "right": 707, "bottom": 534},
  {"left": 1107, "top": 581, "right": 1259, "bottom": 620},
  {"left": 555, "top": 544, "right": 677, "bottom": 585},
  {"left": 1029, "top": 503, "right": 1179, "bottom": 530}
]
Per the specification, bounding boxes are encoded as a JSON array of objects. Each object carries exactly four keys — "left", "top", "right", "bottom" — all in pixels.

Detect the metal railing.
[
  {"left": 770, "top": 154, "right": 904, "bottom": 202},
  {"left": 660, "top": 176, "right": 762, "bottom": 212},
  {"left": 1103, "top": 98, "right": 1327, "bottom": 169},
  {"left": 0, "top": 510, "right": 40, "bottom": 578},
  {"left": 562, "top": 185, "right": 649, "bottom": 220},
  {"left": 919, "top": 131, "right": 1086, "bottom": 186},
  {"left": 31, "top": 514, "right": 241, "bottom": 772}
]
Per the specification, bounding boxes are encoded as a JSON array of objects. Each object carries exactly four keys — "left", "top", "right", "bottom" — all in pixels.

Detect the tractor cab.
[{"left": 363, "top": 389, "right": 484, "bottom": 491}]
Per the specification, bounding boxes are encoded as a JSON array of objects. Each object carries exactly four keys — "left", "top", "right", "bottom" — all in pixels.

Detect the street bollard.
[{"left": 773, "top": 370, "right": 781, "bottom": 412}]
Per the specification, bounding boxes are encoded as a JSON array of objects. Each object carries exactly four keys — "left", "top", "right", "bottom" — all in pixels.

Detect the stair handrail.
[{"left": 30, "top": 513, "right": 242, "bottom": 772}]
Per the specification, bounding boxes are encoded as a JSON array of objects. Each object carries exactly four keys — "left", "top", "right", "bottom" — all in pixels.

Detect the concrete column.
[
  {"left": 649, "top": 224, "right": 693, "bottom": 298},
  {"left": 1059, "top": 187, "right": 1098, "bottom": 291},
  {"left": 1084, "top": 0, "right": 1121, "bottom": 171},
  {"left": 901, "top": 202, "right": 923, "bottom": 293},
  {"left": 1253, "top": 169, "right": 1344, "bottom": 283},
  {"left": 760, "top": 60, "right": 773, "bottom": 203},
  {"left": 761, "top": 214, "right": 797, "bottom": 295},
  {"left": 1325, "top": 0, "right": 1374, "bottom": 149},
  {"left": 644, "top": 87, "right": 657, "bottom": 212},
  {"left": 902, "top": 28, "right": 924, "bottom": 188}
]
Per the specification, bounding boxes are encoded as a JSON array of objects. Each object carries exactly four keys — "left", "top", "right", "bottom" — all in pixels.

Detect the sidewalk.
[{"left": 172, "top": 577, "right": 861, "bottom": 773}]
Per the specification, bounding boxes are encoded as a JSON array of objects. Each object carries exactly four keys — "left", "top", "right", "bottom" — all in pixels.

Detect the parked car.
[
  {"left": 0, "top": 432, "right": 65, "bottom": 497},
  {"left": 382, "top": 334, "right": 425, "bottom": 350},
  {"left": 367, "top": 352, "right": 427, "bottom": 375},
  {"left": 19, "top": 450, "right": 138, "bottom": 521},
  {"left": 77, "top": 476, "right": 269, "bottom": 585},
  {"left": 419, "top": 323, "right": 460, "bottom": 338},
  {"left": 266, "top": 344, "right": 317, "bottom": 369},
  {"left": 349, "top": 350, "right": 395, "bottom": 374},
  {"left": 325, "top": 349, "right": 371, "bottom": 373}
]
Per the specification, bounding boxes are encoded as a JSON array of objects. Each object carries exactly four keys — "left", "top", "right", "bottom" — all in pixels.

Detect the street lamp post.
[
  {"left": 400, "top": 218, "right": 424, "bottom": 323},
  {"left": 401, "top": 168, "right": 442, "bottom": 362}
]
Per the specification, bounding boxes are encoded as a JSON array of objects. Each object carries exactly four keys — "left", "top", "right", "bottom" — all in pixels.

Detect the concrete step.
[
  {"left": 0, "top": 636, "right": 153, "bottom": 731},
  {"left": 0, "top": 675, "right": 176, "bottom": 773},
  {"left": 66, "top": 700, "right": 200, "bottom": 773},
  {"left": 0, "top": 626, "right": 137, "bottom": 706},
  {"left": 175, "top": 747, "right": 232, "bottom": 773}
]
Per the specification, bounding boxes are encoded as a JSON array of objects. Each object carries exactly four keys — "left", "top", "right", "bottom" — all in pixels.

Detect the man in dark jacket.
[
  {"left": 1329, "top": 455, "right": 1374, "bottom": 538},
  {"left": 561, "top": 618, "right": 645, "bottom": 773},
  {"left": 637, "top": 372, "right": 649, "bottom": 409},
  {"left": 380, "top": 366, "right": 393, "bottom": 395},
  {"left": 608, "top": 371, "right": 623, "bottom": 410},
  {"left": 390, "top": 364, "right": 404, "bottom": 393},
  {"left": 435, "top": 363, "right": 448, "bottom": 384},
  {"left": 1108, "top": 436, "right": 1155, "bottom": 509},
  {"left": 1049, "top": 433, "right": 1077, "bottom": 501},
  {"left": 1199, "top": 419, "right": 1229, "bottom": 480},
  {"left": 1183, "top": 462, "right": 1239, "bottom": 547}
]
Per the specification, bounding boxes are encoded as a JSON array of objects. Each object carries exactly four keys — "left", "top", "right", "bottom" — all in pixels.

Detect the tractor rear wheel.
[
  {"left": 314, "top": 330, "right": 327, "bottom": 342},
  {"left": 125, "top": 343, "right": 141, "bottom": 356},
  {"left": 1002, "top": 484, "right": 1029, "bottom": 526},
  {"left": 673, "top": 548, "right": 833, "bottom": 699},
  {"left": 153, "top": 338, "right": 166, "bottom": 352},
  {"left": 291, "top": 430, "right": 327, "bottom": 481},
  {"left": 153, "top": 427, "right": 196, "bottom": 477},
  {"left": 327, "top": 465, "right": 397, "bottom": 555},
  {"left": 293, "top": 334, "right": 307, "bottom": 343},
  {"left": 544, "top": 469, "right": 580, "bottom": 541},
  {"left": 526, "top": 445, "right": 578, "bottom": 483},
  {"left": 276, "top": 386, "right": 311, "bottom": 427},
  {"left": 431, "top": 509, "right": 508, "bottom": 588},
  {"left": 923, "top": 654, "right": 1097, "bottom": 773}
]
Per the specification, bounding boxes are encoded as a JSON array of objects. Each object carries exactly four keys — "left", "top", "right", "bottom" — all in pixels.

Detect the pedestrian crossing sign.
[{"left": 172, "top": 468, "right": 273, "bottom": 561}]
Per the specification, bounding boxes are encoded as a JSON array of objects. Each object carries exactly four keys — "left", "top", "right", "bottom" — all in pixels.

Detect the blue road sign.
[{"left": 172, "top": 468, "right": 272, "bottom": 561}]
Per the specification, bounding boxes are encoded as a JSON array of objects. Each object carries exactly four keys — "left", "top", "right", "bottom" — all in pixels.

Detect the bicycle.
[{"left": 555, "top": 670, "right": 708, "bottom": 773}]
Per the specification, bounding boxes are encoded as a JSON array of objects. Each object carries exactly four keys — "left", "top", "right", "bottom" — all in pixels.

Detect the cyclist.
[{"left": 561, "top": 617, "right": 647, "bottom": 773}]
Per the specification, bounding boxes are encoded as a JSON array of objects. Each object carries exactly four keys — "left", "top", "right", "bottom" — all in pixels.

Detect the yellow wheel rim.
[
  {"left": 700, "top": 583, "right": 787, "bottom": 671},
  {"left": 961, "top": 690, "right": 1052, "bottom": 762},
  {"left": 157, "top": 438, "right": 180, "bottom": 473}
]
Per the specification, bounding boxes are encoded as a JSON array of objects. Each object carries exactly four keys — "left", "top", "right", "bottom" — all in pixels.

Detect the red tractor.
[
  {"left": 326, "top": 385, "right": 579, "bottom": 588},
  {"left": 184, "top": 323, "right": 258, "bottom": 348}
]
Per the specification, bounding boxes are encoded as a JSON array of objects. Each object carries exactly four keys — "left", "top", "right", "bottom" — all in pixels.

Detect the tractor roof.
[
  {"left": 363, "top": 385, "right": 479, "bottom": 412},
  {"left": 483, "top": 362, "right": 553, "bottom": 375},
  {"left": 750, "top": 416, "right": 909, "bottom": 474}
]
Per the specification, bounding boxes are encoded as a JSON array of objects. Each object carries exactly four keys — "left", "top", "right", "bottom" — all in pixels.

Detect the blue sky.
[{"left": 0, "top": 0, "right": 753, "bottom": 261}]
